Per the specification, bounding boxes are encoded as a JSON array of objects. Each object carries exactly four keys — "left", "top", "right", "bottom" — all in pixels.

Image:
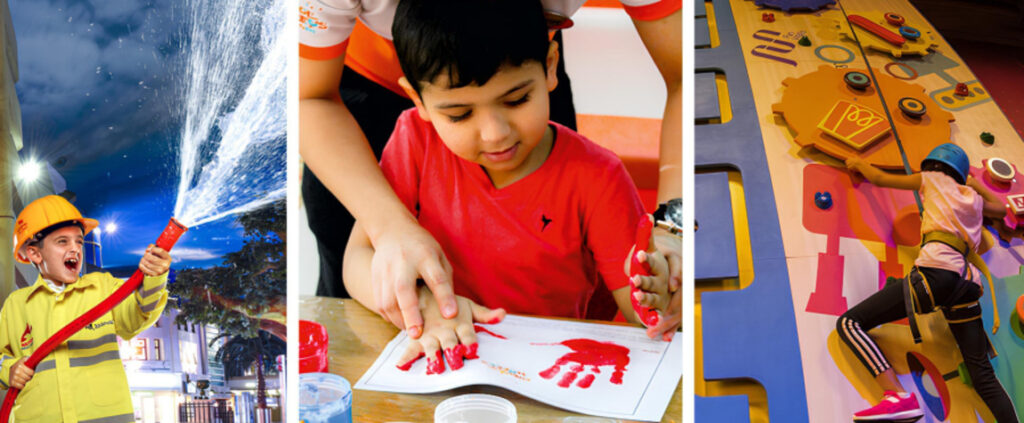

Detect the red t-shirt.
[{"left": 380, "top": 109, "right": 645, "bottom": 320}]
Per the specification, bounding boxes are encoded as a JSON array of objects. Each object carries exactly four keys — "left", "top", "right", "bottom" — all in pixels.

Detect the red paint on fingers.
[
  {"left": 396, "top": 352, "right": 425, "bottom": 371},
  {"left": 465, "top": 342, "right": 479, "bottom": 359},
  {"left": 426, "top": 350, "right": 446, "bottom": 375},
  {"left": 445, "top": 346, "right": 465, "bottom": 370}
]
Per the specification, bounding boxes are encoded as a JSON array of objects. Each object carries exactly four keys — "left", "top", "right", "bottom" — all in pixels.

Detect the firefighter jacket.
[{"left": 0, "top": 271, "right": 168, "bottom": 423}]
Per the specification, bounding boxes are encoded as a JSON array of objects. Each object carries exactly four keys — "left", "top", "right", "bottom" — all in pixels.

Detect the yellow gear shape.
[
  {"left": 771, "top": 65, "right": 954, "bottom": 170},
  {"left": 834, "top": 11, "right": 938, "bottom": 58}
]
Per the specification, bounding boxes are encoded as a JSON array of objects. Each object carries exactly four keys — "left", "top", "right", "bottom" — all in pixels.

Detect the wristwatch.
[{"left": 652, "top": 198, "right": 682, "bottom": 236}]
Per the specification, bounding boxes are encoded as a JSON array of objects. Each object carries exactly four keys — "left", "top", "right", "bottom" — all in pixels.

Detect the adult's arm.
[
  {"left": 631, "top": 9, "right": 682, "bottom": 202},
  {"left": 628, "top": 8, "right": 682, "bottom": 339},
  {"left": 299, "top": 56, "right": 457, "bottom": 337}
]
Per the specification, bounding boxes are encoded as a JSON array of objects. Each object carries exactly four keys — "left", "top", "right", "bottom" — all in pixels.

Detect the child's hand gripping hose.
[
  {"left": 0, "top": 218, "right": 188, "bottom": 422},
  {"left": 630, "top": 217, "right": 660, "bottom": 327}
]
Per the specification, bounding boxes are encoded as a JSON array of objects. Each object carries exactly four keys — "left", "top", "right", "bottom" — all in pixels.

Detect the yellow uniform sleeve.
[
  {"left": 112, "top": 272, "right": 168, "bottom": 340},
  {"left": 0, "top": 296, "right": 19, "bottom": 388}
]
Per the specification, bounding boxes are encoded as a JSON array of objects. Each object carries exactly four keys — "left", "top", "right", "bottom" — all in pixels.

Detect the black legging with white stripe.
[{"left": 836, "top": 266, "right": 1019, "bottom": 422}]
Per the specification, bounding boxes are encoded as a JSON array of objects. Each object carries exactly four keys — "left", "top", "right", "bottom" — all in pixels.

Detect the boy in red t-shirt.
[{"left": 342, "top": 0, "right": 674, "bottom": 374}]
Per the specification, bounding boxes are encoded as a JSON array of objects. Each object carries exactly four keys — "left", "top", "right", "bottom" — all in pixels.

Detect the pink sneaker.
[{"left": 853, "top": 391, "right": 924, "bottom": 422}]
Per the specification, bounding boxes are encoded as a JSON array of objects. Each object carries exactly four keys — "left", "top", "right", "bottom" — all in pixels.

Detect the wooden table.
[{"left": 300, "top": 296, "right": 682, "bottom": 423}]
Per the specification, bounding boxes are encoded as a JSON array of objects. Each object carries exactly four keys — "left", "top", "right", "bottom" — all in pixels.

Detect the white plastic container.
[
  {"left": 299, "top": 373, "right": 352, "bottom": 423},
  {"left": 434, "top": 394, "right": 517, "bottom": 423}
]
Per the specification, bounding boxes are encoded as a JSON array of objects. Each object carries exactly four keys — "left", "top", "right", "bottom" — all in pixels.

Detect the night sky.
[{"left": 10, "top": 0, "right": 283, "bottom": 269}]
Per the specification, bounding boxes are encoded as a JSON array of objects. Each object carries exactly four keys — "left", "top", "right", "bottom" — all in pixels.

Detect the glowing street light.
[{"left": 17, "top": 160, "right": 40, "bottom": 183}]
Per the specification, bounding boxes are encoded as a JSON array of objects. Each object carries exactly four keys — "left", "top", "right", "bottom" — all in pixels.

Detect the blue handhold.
[
  {"left": 815, "top": 191, "right": 833, "bottom": 209},
  {"left": 899, "top": 26, "right": 921, "bottom": 40}
]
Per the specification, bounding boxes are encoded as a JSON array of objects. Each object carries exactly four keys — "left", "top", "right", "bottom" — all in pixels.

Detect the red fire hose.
[{"left": 0, "top": 218, "right": 188, "bottom": 422}]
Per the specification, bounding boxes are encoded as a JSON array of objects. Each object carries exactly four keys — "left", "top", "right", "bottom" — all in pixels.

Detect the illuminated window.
[
  {"left": 131, "top": 338, "right": 148, "bottom": 361},
  {"left": 153, "top": 339, "right": 163, "bottom": 361}
]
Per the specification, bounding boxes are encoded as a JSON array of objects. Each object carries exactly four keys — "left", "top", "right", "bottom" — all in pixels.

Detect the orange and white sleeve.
[
  {"left": 619, "top": 0, "right": 681, "bottom": 21},
  {"left": 299, "top": 0, "right": 360, "bottom": 60}
]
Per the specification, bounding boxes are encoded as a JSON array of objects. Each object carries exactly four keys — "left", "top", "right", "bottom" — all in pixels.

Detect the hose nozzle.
[{"left": 155, "top": 218, "right": 188, "bottom": 251}]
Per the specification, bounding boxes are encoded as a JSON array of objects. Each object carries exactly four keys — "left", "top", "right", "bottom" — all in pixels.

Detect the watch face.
[
  {"left": 664, "top": 198, "right": 682, "bottom": 226},
  {"left": 655, "top": 198, "right": 683, "bottom": 227}
]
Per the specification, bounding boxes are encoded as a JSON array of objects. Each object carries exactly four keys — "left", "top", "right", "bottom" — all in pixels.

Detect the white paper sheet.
[{"left": 353, "top": 315, "right": 681, "bottom": 421}]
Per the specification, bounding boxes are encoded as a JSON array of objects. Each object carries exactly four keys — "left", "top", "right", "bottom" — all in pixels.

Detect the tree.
[
  {"left": 215, "top": 330, "right": 285, "bottom": 414},
  {"left": 170, "top": 200, "right": 286, "bottom": 339},
  {"left": 168, "top": 200, "right": 286, "bottom": 412}
]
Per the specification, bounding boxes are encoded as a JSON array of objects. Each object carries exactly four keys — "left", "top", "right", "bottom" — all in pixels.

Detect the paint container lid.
[
  {"left": 299, "top": 320, "right": 330, "bottom": 373},
  {"left": 299, "top": 373, "right": 352, "bottom": 423},
  {"left": 434, "top": 394, "right": 517, "bottom": 423}
]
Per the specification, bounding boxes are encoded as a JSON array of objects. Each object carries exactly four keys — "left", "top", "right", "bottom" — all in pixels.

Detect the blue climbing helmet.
[{"left": 921, "top": 143, "right": 969, "bottom": 184}]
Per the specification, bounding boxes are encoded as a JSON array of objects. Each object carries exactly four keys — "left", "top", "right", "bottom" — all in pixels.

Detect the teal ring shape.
[{"left": 814, "top": 44, "right": 855, "bottom": 64}]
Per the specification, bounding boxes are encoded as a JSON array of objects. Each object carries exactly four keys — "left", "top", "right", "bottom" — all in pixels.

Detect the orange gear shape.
[
  {"left": 834, "top": 11, "right": 938, "bottom": 58},
  {"left": 771, "top": 65, "right": 954, "bottom": 170}
]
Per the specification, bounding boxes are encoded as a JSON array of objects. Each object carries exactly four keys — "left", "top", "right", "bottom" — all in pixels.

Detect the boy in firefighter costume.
[{"left": 0, "top": 195, "right": 171, "bottom": 423}]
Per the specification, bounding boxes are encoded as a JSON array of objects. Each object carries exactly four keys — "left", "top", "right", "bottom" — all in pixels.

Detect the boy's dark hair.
[
  {"left": 922, "top": 160, "right": 965, "bottom": 184},
  {"left": 393, "top": 0, "right": 550, "bottom": 93}
]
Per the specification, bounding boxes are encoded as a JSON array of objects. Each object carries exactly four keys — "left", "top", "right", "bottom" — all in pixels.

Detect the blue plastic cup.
[{"left": 299, "top": 373, "right": 353, "bottom": 423}]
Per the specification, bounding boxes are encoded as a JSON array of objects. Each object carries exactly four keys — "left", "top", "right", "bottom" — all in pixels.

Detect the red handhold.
[
  {"left": 884, "top": 12, "right": 905, "bottom": 26},
  {"left": 848, "top": 14, "right": 905, "bottom": 46},
  {"left": 955, "top": 83, "right": 969, "bottom": 96},
  {"left": 762, "top": 12, "right": 775, "bottom": 23}
]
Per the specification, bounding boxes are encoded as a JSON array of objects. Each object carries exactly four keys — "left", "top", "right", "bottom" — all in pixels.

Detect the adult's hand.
[
  {"left": 625, "top": 228, "right": 682, "bottom": 340},
  {"left": 646, "top": 288, "right": 681, "bottom": 341},
  {"left": 370, "top": 220, "right": 458, "bottom": 339},
  {"left": 649, "top": 230, "right": 682, "bottom": 340},
  {"left": 300, "top": 54, "right": 460, "bottom": 340}
]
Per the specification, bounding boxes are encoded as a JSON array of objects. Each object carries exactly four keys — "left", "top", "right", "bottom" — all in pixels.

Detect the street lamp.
[{"left": 17, "top": 160, "right": 40, "bottom": 183}]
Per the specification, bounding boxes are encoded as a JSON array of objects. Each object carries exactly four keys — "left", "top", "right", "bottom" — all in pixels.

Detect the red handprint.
[{"left": 537, "top": 339, "right": 630, "bottom": 389}]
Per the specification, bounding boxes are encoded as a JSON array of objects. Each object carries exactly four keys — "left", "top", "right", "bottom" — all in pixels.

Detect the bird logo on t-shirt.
[{"left": 541, "top": 214, "right": 553, "bottom": 231}]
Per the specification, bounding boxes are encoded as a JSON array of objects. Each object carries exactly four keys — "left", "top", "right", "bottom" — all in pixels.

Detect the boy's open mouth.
[{"left": 64, "top": 258, "right": 79, "bottom": 271}]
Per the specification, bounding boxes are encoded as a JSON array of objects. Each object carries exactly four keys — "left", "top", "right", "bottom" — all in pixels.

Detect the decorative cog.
[
  {"left": 753, "top": 0, "right": 835, "bottom": 12},
  {"left": 771, "top": 65, "right": 954, "bottom": 170},
  {"left": 834, "top": 11, "right": 938, "bottom": 58}
]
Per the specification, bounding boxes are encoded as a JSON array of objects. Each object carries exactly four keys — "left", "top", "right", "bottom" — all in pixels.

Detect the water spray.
[{"left": 1, "top": 218, "right": 188, "bottom": 422}]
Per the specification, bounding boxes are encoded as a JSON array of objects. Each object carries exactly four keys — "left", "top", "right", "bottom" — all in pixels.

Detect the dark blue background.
[{"left": 11, "top": 1, "right": 258, "bottom": 269}]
